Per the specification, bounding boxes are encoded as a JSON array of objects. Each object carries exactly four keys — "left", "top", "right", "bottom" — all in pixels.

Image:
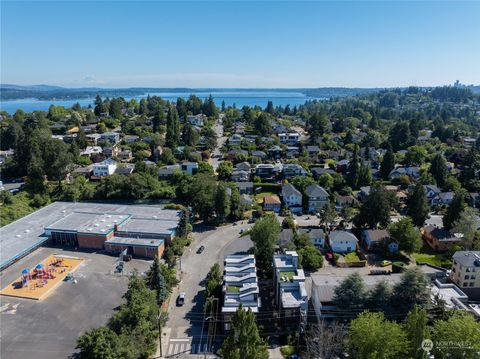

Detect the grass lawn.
[
  {"left": 413, "top": 247, "right": 452, "bottom": 268},
  {"left": 226, "top": 285, "right": 240, "bottom": 292},
  {"left": 255, "top": 192, "right": 276, "bottom": 204},
  {"left": 345, "top": 252, "right": 361, "bottom": 262},
  {"left": 280, "top": 271, "right": 296, "bottom": 280}
]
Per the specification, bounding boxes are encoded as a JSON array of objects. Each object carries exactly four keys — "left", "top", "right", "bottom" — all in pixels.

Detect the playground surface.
[{"left": 0, "top": 255, "right": 84, "bottom": 300}]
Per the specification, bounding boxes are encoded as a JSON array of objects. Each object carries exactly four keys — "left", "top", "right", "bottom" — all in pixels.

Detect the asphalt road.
[
  {"left": 210, "top": 116, "right": 226, "bottom": 171},
  {"left": 163, "top": 221, "right": 253, "bottom": 357}
]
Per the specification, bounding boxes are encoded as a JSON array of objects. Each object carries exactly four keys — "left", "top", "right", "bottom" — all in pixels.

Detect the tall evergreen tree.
[
  {"left": 430, "top": 153, "right": 448, "bottom": 188},
  {"left": 215, "top": 183, "right": 231, "bottom": 223},
  {"left": 407, "top": 182, "right": 429, "bottom": 227},
  {"left": 145, "top": 256, "right": 169, "bottom": 305},
  {"left": 152, "top": 107, "right": 164, "bottom": 134},
  {"left": 380, "top": 144, "right": 395, "bottom": 180},
  {"left": 219, "top": 305, "right": 269, "bottom": 359},
  {"left": 443, "top": 190, "right": 466, "bottom": 230},
  {"left": 347, "top": 145, "right": 361, "bottom": 189},
  {"left": 404, "top": 306, "right": 429, "bottom": 359},
  {"left": 165, "top": 105, "right": 180, "bottom": 150}
]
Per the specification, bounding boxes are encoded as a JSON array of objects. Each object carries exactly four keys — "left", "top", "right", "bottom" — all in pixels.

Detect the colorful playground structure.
[{"left": 0, "top": 255, "right": 83, "bottom": 300}]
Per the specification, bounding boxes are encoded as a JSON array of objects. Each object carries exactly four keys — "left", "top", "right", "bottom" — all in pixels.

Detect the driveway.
[{"left": 162, "top": 222, "right": 253, "bottom": 357}]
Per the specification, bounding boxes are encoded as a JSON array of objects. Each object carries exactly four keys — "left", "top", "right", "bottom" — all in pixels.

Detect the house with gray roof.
[{"left": 305, "top": 184, "right": 329, "bottom": 213}]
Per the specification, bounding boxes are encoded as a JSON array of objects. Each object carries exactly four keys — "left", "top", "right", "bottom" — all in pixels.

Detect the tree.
[
  {"left": 165, "top": 105, "right": 180, "bottom": 150},
  {"left": 219, "top": 305, "right": 269, "bottom": 359},
  {"left": 407, "top": 182, "right": 429, "bottom": 227},
  {"left": 366, "top": 280, "right": 392, "bottom": 313},
  {"left": 319, "top": 201, "right": 336, "bottom": 229},
  {"left": 206, "top": 263, "right": 222, "bottom": 298},
  {"left": 177, "top": 208, "right": 191, "bottom": 238},
  {"left": 145, "top": 256, "right": 169, "bottom": 304},
  {"left": 405, "top": 145, "right": 427, "bottom": 166},
  {"left": 250, "top": 215, "right": 281, "bottom": 278},
  {"left": 332, "top": 272, "right": 367, "bottom": 310},
  {"left": 76, "top": 326, "right": 120, "bottom": 359},
  {"left": 308, "top": 111, "right": 329, "bottom": 142},
  {"left": 443, "top": 191, "right": 466, "bottom": 230},
  {"left": 452, "top": 207, "right": 478, "bottom": 249},
  {"left": 152, "top": 107, "right": 165, "bottom": 134},
  {"left": 305, "top": 321, "right": 346, "bottom": 359},
  {"left": 404, "top": 306, "right": 429, "bottom": 359},
  {"left": 392, "top": 267, "right": 429, "bottom": 314},
  {"left": 229, "top": 186, "right": 246, "bottom": 220},
  {"left": 380, "top": 144, "right": 395, "bottom": 180},
  {"left": 430, "top": 153, "right": 448, "bottom": 188},
  {"left": 354, "top": 182, "right": 397, "bottom": 228},
  {"left": 346, "top": 145, "right": 360, "bottom": 189},
  {"left": 254, "top": 112, "right": 271, "bottom": 136},
  {"left": 388, "top": 217, "right": 422, "bottom": 253},
  {"left": 215, "top": 183, "right": 231, "bottom": 223},
  {"left": 282, "top": 216, "right": 296, "bottom": 230},
  {"left": 181, "top": 122, "right": 199, "bottom": 146},
  {"left": 389, "top": 121, "right": 413, "bottom": 151},
  {"left": 348, "top": 312, "right": 408, "bottom": 359},
  {"left": 298, "top": 245, "right": 323, "bottom": 270},
  {"left": 217, "top": 160, "right": 233, "bottom": 181},
  {"left": 265, "top": 100, "right": 274, "bottom": 114},
  {"left": 358, "top": 160, "right": 372, "bottom": 187},
  {"left": 431, "top": 311, "right": 480, "bottom": 359}
]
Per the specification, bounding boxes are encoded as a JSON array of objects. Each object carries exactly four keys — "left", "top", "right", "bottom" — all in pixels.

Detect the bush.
[
  {"left": 280, "top": 345, "right": 296, "bottom": 358},
  {"left": 30, "top": 194, "right": 49, "bottom": 208}
]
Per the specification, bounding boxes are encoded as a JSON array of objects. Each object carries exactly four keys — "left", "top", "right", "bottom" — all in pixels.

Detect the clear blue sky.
[{"left": 1, "top": 1, "right": 479, "bottom": 88}]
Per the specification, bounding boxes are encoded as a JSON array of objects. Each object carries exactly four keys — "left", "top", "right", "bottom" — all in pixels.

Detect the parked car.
[
  {"left": 380, "top": 260, "right": 392, "bottom": 267},
  {"left": 177, "top": 292, "right": 186, "bottom": 306},
  {"left": 197, "top": 245, "right": 205, "bottom": 254}
]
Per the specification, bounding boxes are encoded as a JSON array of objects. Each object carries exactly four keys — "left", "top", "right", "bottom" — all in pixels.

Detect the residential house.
[
  {"left": 358, "top": 185, "right": 399, "bottom": 202},
  {"left": 389, "top": 166, "right": 420, "bottom": 180},
  {"left": 115, "top": 164, "right": 135, "bottom": 176},
  {"left": 227, "top": 149, "right": 248, "bottom": 161},
  {"left": 283, "top": 164, "right": 308, "bottom": 179},
  {"left": 228, "top": 134, "right": 243, "bottom": 146},
  {"left": 268, "top": 145, "right": 283, "bottom": 160},
  {"left": 362, "top": 229, "right": 391, "bottom": 252},
  {"left": 158, "top": 165, "right": 181, "bottom": 178},
  {"left": 80, "top": 146, "right": 103, "bottom": 158},
  {"left": 255, "top": 164, "right": 275, "bottom": 182},
  {"left": 311, "top": 167, "right": 336, "bottom": 179},
  {"left": 423, "top": 185, "right": 441, "bottom": 205},
  {"left": 86, "top": 133, "right": 102, "bottom": 145},
  {"left": 235, "top": 182, "right": 254, "bottom": 195},
  {"left": 432, "top": 192, "right": 454, "bottom": 207},
  {"left": 450, "top": 251, "right": 480, "bottom": 299},
  {"left": 187, "top": 114, "right": 205, "bottom": 127},
  {"left": 329, "top": 230, "right": 358, "bottom": 253},
  {"left": 281, "top": 184, "right": 303, "bottom": 214},
  {"left": 278, "top": 229, "right": 295, "bottom": 249},
  {"left": 335, "top": 195, "right": 357, "bottom": 210},
  {"left": 103, "top": 145, "right": 119, "bottom": 158},
  {"left": 306, "top": 145, "right": 320, "bottom": 156},
  {"left": 272, "top": 251, "right": 307, "bottom": 328},
  {"left": 100, "top": 132, "right": 120, "bottom": 144},
  {"left": 92, "top": 158, "right": 118, "bottom": 178},
  {"left": 279, "top": 132, "right": 300, "bottom": 145},
  {"left": 180, "top": 162, "right": 198, "bottom": 175},
  {"left": 222, "top": 255, "right": 260, "bottom": 331},
  {"left": 118, "top": 149, "right": 133, "bottom": 162},
  {"left": 123, "top": 135, "right": 139, "bottom": 144},
  {"left": 286, "top": 146, "right": 300, "bottom": 159},
  {"left": 422, "top": 225, "right": 463, "bottom": 252},
  {"left": 336, "top": 159, "right": 350, "bottom": 173},
  {"left": 263, "top": 195, "right": 281, "bottom": 213},
  {"left": 72, "top": 165, "right": 93, "bottom": 178},
  {"left": 251, "top": 150, "right": 267, "bottom": 160},
  {"left": 305, "top": 184, "right": 329, "bottom": 213},
  {"left": 236, "top": 162, "right": 251, "bottom": 172},
  {"left": 231, "top": 170, "right": 250, "bottom": 182},
  {"left": 311, "top": 272, "right": 402, "bottom": 319},
  {"left": 298, "top": 228, "right": 326, "bottom": 248}
]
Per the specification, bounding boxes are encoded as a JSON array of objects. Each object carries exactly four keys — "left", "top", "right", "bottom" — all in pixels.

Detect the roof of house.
[
  {"left": 424, "top": 225, "right": 463, "bottom": 242},
  {"left": 298, "top": 227, "right": 325, "bottom": 238},
  {"left": 363, "top": 229, "right": 390, "bottom": 242},
  {"left": 282, "top": 184, "right": 301, "bottom": 197},
  {"left": 452, "top": 251, "right": 480, "bottom": 267},
  {"left": 329, "top": 230, "right": 358, "bottom": 243},
  {"left": 305, "top": 184, "right": 328, "bottom": 198}
]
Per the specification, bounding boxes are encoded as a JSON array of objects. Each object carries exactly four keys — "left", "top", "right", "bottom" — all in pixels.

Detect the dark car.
[{"left": 197, "top": 245, "right": 205, "bottom": 254}]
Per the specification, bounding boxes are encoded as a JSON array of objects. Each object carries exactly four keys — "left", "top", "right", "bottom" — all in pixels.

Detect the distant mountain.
[{"left": 1, "top": 84, "right": 66, "bottom": 91}]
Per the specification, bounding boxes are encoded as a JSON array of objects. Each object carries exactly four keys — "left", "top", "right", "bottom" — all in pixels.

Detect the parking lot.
[{"left": 0, "top": 247, "right": 151, "bottom": 359}]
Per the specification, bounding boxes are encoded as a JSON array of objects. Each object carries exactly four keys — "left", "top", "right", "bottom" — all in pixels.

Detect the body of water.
[{"left": 0, "top": 90, "right": 320, "bottom": 114}]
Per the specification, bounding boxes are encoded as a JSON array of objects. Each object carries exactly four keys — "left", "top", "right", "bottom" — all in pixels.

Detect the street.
[
  {"left": 209, "top": 116, "right": 226, "bottom": 171},
  {"left": 162, "top": 221, "right": 253, "bottom": 357}
]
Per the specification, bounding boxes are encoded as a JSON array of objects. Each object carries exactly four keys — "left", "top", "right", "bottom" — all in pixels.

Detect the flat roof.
[
  {"left": 117, "top": 217, "right": 178, "bottom": 236},
  {"left": 45, "top": 212, "right": 130, "bottom": 235},
  {"left": 105, "top": 236, "right": 164, "bottom": 248},
  {"left": 0, "top": 201, "right": 180, "bottom": 271}
]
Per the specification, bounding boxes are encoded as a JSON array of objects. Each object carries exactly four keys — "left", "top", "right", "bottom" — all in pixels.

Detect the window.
[
  {"left": 463, "top": 282, "right": 467, "bottom": 287},
  {"left": 470, "top": 282, "right": 475, "bottom": 287},
  {"left": 465, "top": 275, "right": 470, "bottom": 280}
]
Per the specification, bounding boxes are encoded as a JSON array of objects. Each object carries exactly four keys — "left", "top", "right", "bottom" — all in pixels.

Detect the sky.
[{"left": 1, "top": 0, "right": 479, "bottom": 88}]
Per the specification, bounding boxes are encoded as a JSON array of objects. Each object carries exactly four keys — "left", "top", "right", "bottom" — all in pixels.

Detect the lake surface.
[{"left": 0, "top": 90, "right": 320, "bottom": 114}]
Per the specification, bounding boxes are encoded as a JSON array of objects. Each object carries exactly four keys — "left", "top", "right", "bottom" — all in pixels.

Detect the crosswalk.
[{"left": 166, "top": 338, "right": 211, "bottom": 357}]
